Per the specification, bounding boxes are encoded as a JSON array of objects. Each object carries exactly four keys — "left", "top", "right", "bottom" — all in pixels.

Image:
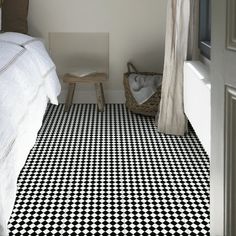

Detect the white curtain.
[{"left": 156, "top": 0, "right": 198, "bottom": 135}]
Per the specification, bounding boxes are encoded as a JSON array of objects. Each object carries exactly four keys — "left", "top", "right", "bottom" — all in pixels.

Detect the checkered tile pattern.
[{"left": 8, "top": 104, "right": 210, "bottom": 235}]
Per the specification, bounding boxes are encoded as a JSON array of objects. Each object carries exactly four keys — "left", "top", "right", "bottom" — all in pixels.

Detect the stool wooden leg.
[
  {"left": 65, "top": 83, "right": 75, "bottom": 112},
  {"left": 95, "top": 82, "right": 105, "bottom": 112},
  {"left": 101, "top": 83, "right": 105, "bottom": 105}
]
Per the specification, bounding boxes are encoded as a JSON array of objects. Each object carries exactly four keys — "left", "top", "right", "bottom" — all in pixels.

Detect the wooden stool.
[{"left": 63, "top": 72, "right": 107, "bottom": 112}]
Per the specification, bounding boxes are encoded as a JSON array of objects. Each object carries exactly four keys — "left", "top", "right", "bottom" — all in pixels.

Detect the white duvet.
[{"left": 0, "top": 32, "right": 61, "bottom": 235}]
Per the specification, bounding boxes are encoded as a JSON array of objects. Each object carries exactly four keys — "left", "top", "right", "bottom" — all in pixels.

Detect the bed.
[{"left": 0, "top": 32, "right": 61, "bottom": 235}]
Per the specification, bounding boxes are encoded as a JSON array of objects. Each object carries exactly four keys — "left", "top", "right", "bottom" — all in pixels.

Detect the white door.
[{"left": 211, "top": 0, "right": 236, "bottom": 235}]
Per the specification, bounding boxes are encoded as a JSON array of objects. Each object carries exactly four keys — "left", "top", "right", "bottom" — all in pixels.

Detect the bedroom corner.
[{"left": 2, "top": 0, "right": 230, "bottom": 235}]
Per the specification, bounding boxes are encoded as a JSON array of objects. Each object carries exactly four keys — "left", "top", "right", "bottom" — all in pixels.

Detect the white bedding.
[{"left": 0, "top": 32, "right": 61, "bottom": 235}]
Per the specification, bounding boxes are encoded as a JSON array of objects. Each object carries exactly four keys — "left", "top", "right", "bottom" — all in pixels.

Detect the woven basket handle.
[{"left": 127, "top": 62, "right": 138, "bottom": 73}]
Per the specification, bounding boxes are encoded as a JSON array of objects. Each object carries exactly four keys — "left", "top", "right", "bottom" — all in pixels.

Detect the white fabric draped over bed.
[{"left": 0, "top": 32, "right": 61, "bottom": 235}]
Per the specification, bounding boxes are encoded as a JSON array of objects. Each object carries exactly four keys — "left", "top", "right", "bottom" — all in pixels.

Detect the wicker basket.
[{"left": 123, "top": 63, "right": 162, "bottom": 116}]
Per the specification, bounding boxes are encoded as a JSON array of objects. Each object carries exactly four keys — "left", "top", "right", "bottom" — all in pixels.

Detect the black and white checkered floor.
[{"left": 8, "top": 104, "right": 210, "bottom": 235}]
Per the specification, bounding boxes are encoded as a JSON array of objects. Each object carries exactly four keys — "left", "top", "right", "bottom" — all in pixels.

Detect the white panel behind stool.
[{"left": 49, "top": 32, "right": 109, "bottom": 103}]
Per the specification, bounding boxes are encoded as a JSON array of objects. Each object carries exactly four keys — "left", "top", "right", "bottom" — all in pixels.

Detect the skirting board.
[{"left": 58, "top": 88, "right": 125, "bottom": 104}]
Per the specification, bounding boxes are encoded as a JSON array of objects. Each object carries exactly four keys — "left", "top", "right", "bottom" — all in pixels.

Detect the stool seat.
[
  {"left": 63, "top": 72, "right": 107, "bottom": 83},
  {"left": 63, "top": 72, "right": 108, "bottom": 112}
]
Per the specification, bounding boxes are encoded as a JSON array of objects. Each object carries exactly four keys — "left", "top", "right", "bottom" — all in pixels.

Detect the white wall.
[
  {"left": 184, "top": 61, "right": 211, "bottom": 156},
  {"left": 28, "top": 0, "right": 167, "bottom": 103}
]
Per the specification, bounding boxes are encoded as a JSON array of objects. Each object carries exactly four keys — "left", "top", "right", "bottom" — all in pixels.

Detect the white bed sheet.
[
  {"left": 0, "top": 33, "right": 61, "bottom": 235},
  {"left": 0, "top": 88, "right": 48, "bottom": 236},
  {"left": 0, "top": 32, "right": 61, "bottom": 105}
]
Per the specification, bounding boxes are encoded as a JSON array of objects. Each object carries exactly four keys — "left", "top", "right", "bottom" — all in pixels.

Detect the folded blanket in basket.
[{"left": 128, "top": 74, "right": 162, "bottom": 105}]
